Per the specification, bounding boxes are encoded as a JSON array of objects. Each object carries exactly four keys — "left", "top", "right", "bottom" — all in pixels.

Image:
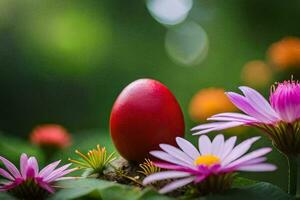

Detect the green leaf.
[
  {"left": 0, "top": 192, "right": 17, "bottom": 200},
  {"left": 49, "top": 178, "right": 173, "bottom": 200},
  {"left": 232, "top": 177, "right": 258, "bottom": 187},
  {"left": 50, "top": 178, "right": 291, "bottom": 200},
  {"left": 200, "top": 182, "right": 292, "bottom": 200}
]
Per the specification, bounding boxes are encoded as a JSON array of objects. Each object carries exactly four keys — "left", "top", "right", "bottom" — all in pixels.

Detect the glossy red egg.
[{"left": 110, "top": 79, "right": 185, "bottom": 162}]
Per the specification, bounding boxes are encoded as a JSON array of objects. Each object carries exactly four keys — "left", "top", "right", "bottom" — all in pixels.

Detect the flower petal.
[
  {"left": 239, "top": 86, "right": 279, "bottom": 121},
  {"left": 20, "top": 154, "right": 28, "bottom": 178},
  {"left": 194, "top": 175, "right": 206, "bottom": 183},
  {"left": 226, "top": 92, "right": 271, "bottom": 123},
  {"left": 222, "top": 136, "right": 260, "bottom": 166},
  {"left": 193, "top": 121, "right": 245, "bottom": 135},
  {"left": 0, "top": 168, "right": 14, "bottom": 181},
  {"left": 176, "top": 137, "right": 200, "bottom": 159},
  {"left": 143, "top": 171, "right": 191, "bottom": 185},
  {"left": 36, "top": 179, "right": 55, "bottom": 193},
  {"left": 211, "top": 134, "right": 224, "bottom": 156},
  {"left": 1, "top": 178, "right": 23, "bottom": 190},
  {"left": 220, "top": 136, "right": 237, "bottom": 160},
  {"left": 150, "top": 151, "right": 193, "bottom": 168},
  {"left": 224, "top": 148, "right": 272, "bottom": 169},
  {"left": 192, "top": 122, "right": 227, "bottom": 131},
  {"left": 26, "top": 167, "right": 35, "bottom": 178},
  {"left": 154, "top": 162, "right": 188, "bottom": 170},
  {"left": 208, "top": 112, "right": 258, "bottom": 123},
  {"left": 198, "top": 135, "right": 212, "bottom": 155},
  {"left": 0, "top": 156, "right": 21, "bottom": 178},
  {"left": 238, "top": 164, "right": 277, "bottom": 171},
  {"left": 27, "top": 157, "right": 39, "bottom": 176},
  {"left": 159, "top": 177, "right": 195, "bottom": 194},
  {"left": 240, "top": 157, "right": 266, "bottom": 165},
  {"left": 159, "top": 144, "right": 194, "bottom": 164},
  {"left": 39, "top": 160, "right": 61, "bottom": 178},
  {"left": 43, "top": 163, "right": 74, "bottom": 182},
  {"left": 270, "top": 81, "right": 300, "bottom": 123},
  {"left": 45, "top": 168, "right": 76, "bottom": 183}
]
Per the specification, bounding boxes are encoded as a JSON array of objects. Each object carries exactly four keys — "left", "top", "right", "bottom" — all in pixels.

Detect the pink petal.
[
  {"left": 192, "top": 122, "right": 227, "bottom": 131},
  {"left": 237, "top": 164, "right": 277, "bottom": 171},
  {"left": 241, "top": 157, "right": 267, "bottom": 165},
  {"left": 0, "top": 156, "right": 21, "bottom": 178},
  {"left": 143, "top": 171, "right": 191, "bottom": 185},
  {"left": 224, "top": 148, "right": 272, "bottom": 169},
  {"left": 36, "top": 179, "right": 55, "bottom": 193},
  {"left": 226, "top": 92, "right": 271, "bottom": 123},
  {"left": 2, "top": 178, "right": 23, "bottom": 190},
  {"left": 194, "top": 175, "right": 206, "bottom": 183},
  {"left": 159, "top": 177, "right": 195, "bottom": 194},
  {"left": 222, "top": 136, "right": 260, "bottom": 166},
  {"left": 198, "top": 135, "right": 212, "bottom": 155},
  {"left": 45, "top": 168, "right": 76, "bottom": 183},
  {"left": 0, "top": 168, "right": 14, "bottom": 181},
  {"left": 239, "top": 86, "right": 279, "bottom": 121},
  {"left": 153, "top": 162, "right": 198, "bottom": 174},
  {"left": 220, "top": 136, "right": 237, "bottom": 160},
  {"left": 211, "top": 134, "right": 224, "bottom": 156},
  {"left": 20, "top": 154, "right": 28, "bottom": 178},
  {"left": 43, "top": 163, "right": 72, "bottom": 182},
  {"left": 154, "top": 162, "right": 187, "bottom": 170},
  {"left": 26, "top": 167, "right": 36, "bottom": 178},
  {"left": 27, "top": 157, "right": 39, "bottom": 176},
  {"left": 159, "top": 144, "right": 193, "bottom": 164},
  {"left": 39, "top": 160, "right": 61, "bottom": 178},
  {"left": 193, "top": 121, "right": 245, "bottom": 135},
  {"left": 150, "top": 151, "right": 192, "bottom": 168},
  {"left": 270, "top": 81, "right": 300, "bottom": 123},
  {"left": 176, "top": 137, "right": 200, "bottom": 159},
  {"left": 209, "top": 112, "right": 257, "bottom": 122}
]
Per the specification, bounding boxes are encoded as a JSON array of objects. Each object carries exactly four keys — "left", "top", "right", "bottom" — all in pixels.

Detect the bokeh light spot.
[
  {"left": 268, "top": 37, "right": 300, "bottom": 70},
  {"left": 189, "top": 88, "right": 237, "bottom": 122},
  {"left": 146, "top": 0, "right": 193, "bottom": 26},
  {"left": 165, "top": 21, "right": 209, "bottom": 66},
  {"left": 19, "top": 3, "right": 111, "bottom": 75},
  {"left": 241, "top": 60, "right": 273, "bottom": 88}
]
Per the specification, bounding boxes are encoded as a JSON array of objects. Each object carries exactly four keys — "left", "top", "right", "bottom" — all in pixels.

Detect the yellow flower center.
[{"left": 194, "top": 154, "right": 220, "bottom": 166}]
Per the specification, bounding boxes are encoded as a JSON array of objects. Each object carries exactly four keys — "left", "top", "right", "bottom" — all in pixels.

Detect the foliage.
[{"left": 47, "top": 179, "right": 291, "bottom": 200}]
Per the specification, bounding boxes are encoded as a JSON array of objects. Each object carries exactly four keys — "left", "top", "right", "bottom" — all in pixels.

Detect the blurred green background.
[{"left": 0, "top": 0, "right": 300, "bottom": 193}]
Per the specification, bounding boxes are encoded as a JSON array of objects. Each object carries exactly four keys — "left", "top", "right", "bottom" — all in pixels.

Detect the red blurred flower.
[{"left": 30, "top": 124, "right": 72, "bottom": 149}]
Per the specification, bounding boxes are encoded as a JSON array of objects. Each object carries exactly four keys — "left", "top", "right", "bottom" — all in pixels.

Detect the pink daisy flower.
[
  {"left": 143, "top": 135, "right": 276, "bottom": 194},
  {"left": 0, "top": 153, "right": 76, "bottom": 199},
  {"left": 192, "top": 80, "right": 300, "bottom": 155}
]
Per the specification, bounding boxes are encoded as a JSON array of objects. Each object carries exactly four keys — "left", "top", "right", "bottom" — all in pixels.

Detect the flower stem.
[{"left": 287, "top": 155, "right": 297, "bottom": 196}]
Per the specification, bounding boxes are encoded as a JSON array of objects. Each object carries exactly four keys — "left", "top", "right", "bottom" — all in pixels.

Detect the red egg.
[{"left": 110, "top": 79, "right": 185, "bottom": 162}]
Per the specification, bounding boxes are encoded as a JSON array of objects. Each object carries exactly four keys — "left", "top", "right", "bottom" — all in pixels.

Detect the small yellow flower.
[
  {"left": 69, "top": 145, "right": 116, "bottom": 174},
  {"left": 138, "top": 159, "right": 161, "bottom": 176}
]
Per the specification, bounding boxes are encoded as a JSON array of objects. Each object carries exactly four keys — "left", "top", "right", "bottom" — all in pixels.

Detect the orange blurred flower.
[
  {"left": 189, "top": 88, "right": 237, "bottom": 122},
  {"left": 241, "top": 60, "right": 273, "bottom": 88},
  {"left": 30, "top": 124, "right": 72, "bottom": 149},
  {"left": 268, "top": 37, "right": 300, "bottom": 69}
]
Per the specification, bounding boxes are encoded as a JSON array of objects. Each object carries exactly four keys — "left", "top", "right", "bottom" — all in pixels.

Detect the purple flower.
[
  {"left": 0, "top": 153, "right": 76, "bottom": 199},
  {"left": 143, "top": 135, "right": 276, "bottom": 194},
  {"left": 192, "top": 80, "right": 300, "bottom": 154}
]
